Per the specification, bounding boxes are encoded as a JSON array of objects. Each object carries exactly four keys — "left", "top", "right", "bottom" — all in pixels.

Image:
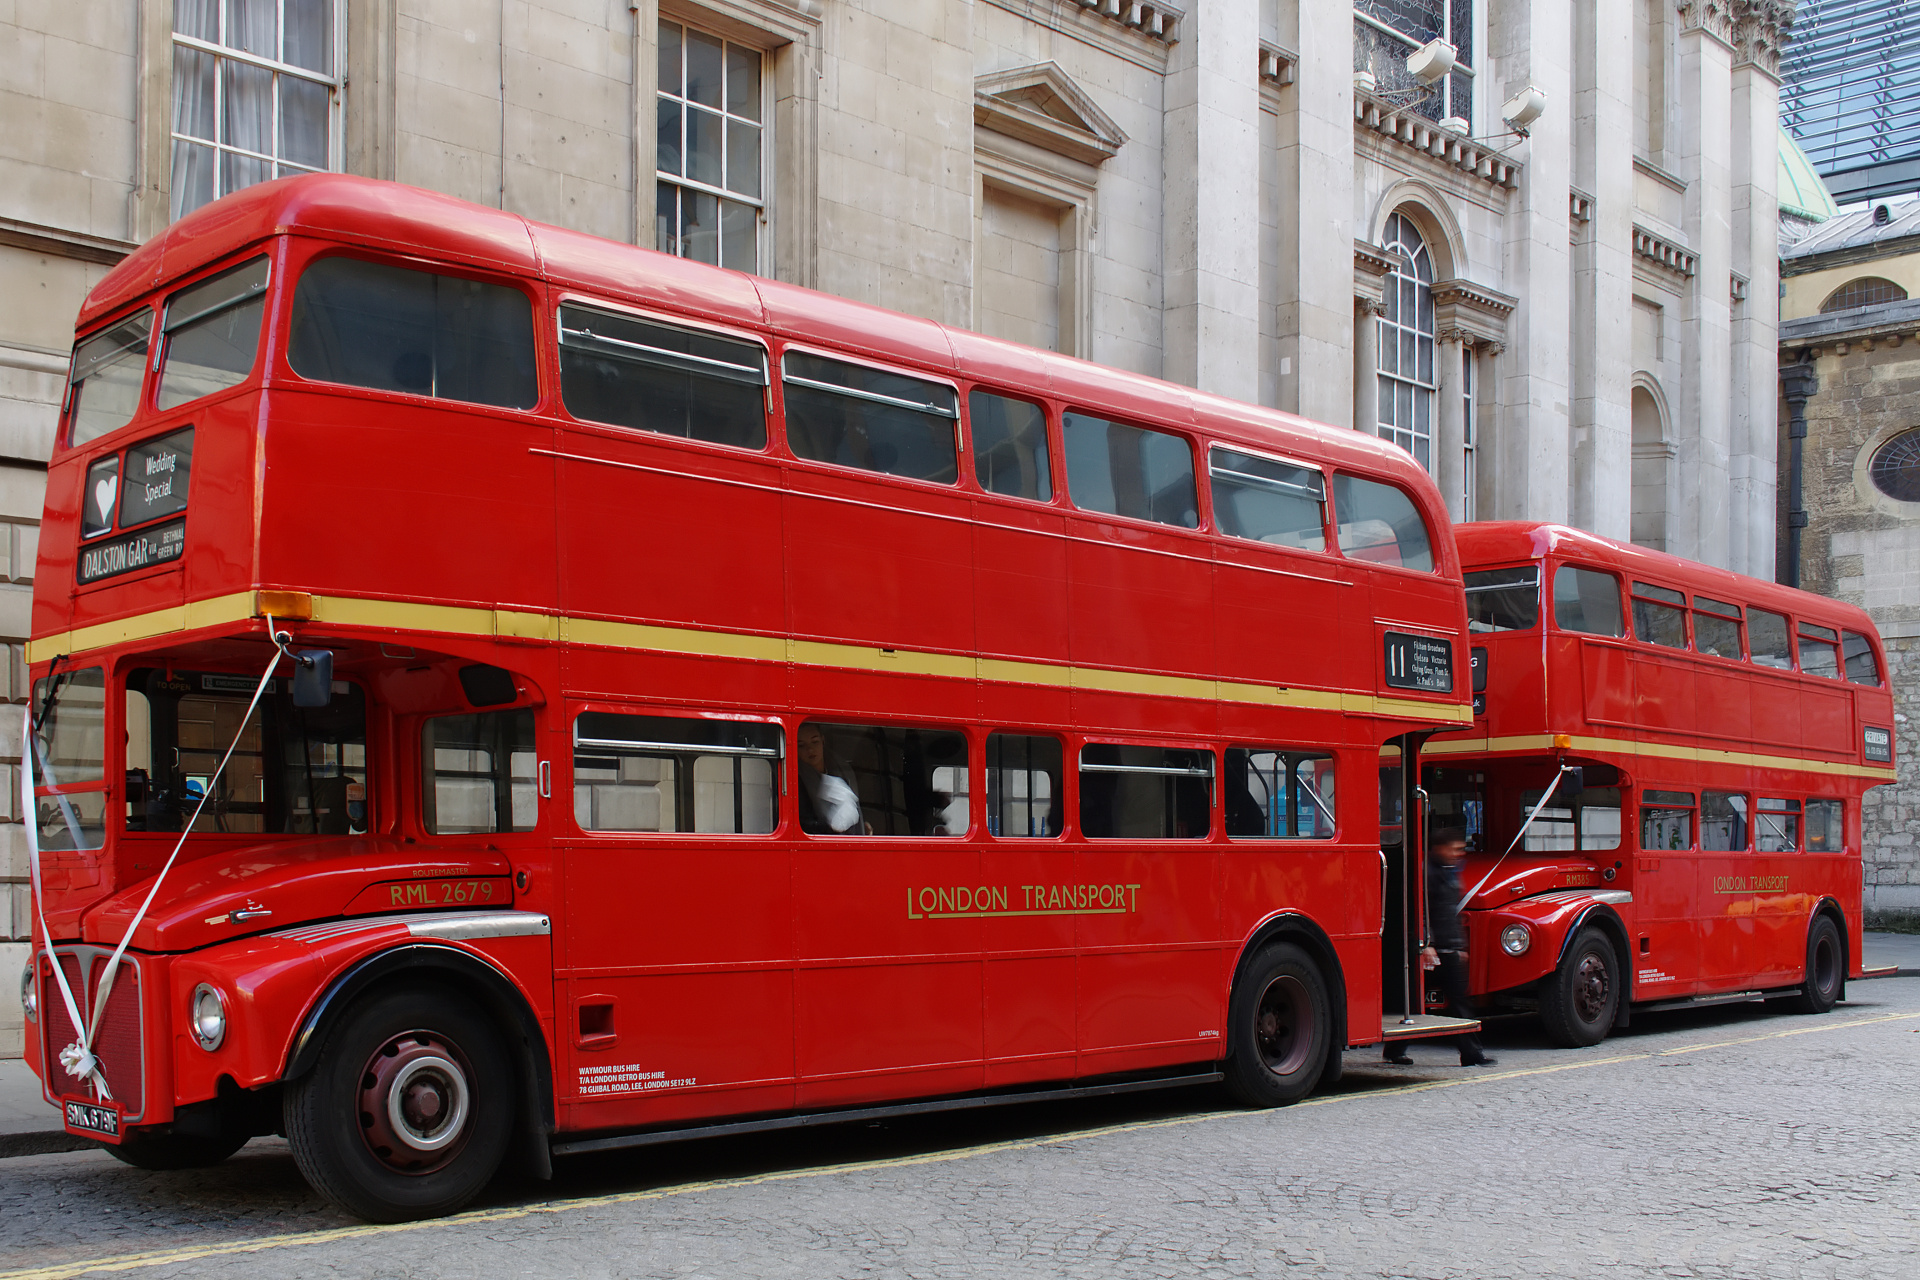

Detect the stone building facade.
[
  {"left": 1779, "top": 198, "right": 1920, "bottom": 927},
  {"left": 0, "top": 0, "right": 1794, "bottom": 1052}
]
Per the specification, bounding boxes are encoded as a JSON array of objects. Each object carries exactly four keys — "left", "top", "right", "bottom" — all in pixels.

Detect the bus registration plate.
[{"left": 63, "top": 1098, "right": 122, "bottom": 1142}]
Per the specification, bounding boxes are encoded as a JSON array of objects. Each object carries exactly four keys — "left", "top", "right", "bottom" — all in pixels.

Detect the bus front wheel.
[
  {"left": 1790, "top": 915, "right": 1844, "bottom": 1015},
  {"left": 1540, "top": 926, "right": 1618, "bottom": 1048},
  {"left": 284, "top": 984, "right": 513, "bottom": 1222},
  {"left": 1222, "top": 941, "right": 1330, "bottom": 1107}
]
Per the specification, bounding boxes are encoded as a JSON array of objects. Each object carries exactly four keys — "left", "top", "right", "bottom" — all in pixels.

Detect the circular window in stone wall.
[{"left": 1870, "top": 429, "right": 1920, "bottom": 502}]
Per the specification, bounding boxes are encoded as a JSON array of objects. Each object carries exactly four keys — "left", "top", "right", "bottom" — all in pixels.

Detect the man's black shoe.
[
  {"left": 1383, "top": 1051, "right": 1414, "bottom": 1065},
  {"left": 1460, "top": 1055, "right": 1498, "bottom": 1067}
]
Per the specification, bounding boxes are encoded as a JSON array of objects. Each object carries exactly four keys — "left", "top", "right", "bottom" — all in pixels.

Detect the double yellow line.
[{"left": 5, "top": 1008, "right": 1915, "bottom": 1280}]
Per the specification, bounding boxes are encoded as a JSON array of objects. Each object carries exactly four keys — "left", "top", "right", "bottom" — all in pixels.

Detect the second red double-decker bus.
[
  {"left": 1421, "top": 523, "right": 1897, "bottom": 1046},
  {"left": 22, "top": 175, "right": 1473, "bottom": 1221}
]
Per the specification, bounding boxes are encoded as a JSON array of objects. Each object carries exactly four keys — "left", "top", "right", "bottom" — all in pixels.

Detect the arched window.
[
  {"left": 1820, "top": 277, "right": 1908, "bottom": 313},
  {"left": 1870, "top": 428, "right": 1920, "bottom": 502},
  {"left": 1377, "top": 212, "right": 1435, "bottom": 469}
]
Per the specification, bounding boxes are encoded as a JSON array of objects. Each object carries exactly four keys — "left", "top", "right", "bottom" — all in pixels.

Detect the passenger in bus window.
[{"left": 796, "top": 722, "right": 863, "bottom": 834}]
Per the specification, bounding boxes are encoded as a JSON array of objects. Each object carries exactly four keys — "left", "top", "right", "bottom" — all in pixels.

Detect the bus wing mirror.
[
  {"left": 292, "top": 649, "right": 334, "bottom": 707},
  {"left": 1559, "top": 765, "right": 1584, "bottom": 798}
]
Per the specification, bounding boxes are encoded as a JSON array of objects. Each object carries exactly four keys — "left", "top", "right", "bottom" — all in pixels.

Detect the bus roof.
[
  {"left": 81, "top": 173, "right": 1434, "bottom": 491},
  {"left": 1456, "top": 520, "right": 1882, "bottom": 636}
]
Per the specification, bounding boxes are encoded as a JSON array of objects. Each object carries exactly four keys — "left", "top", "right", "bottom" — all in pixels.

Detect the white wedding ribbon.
[
  {"left": 27, "top": 640, "right": 284, "bottom": 1100},
  {"left": 1457, "top": 765, "right": 1572, "bottom": 913}
]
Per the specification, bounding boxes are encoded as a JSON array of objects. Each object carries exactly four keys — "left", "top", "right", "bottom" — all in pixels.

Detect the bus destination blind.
[
  {"left": 1383, "top": 631, "right": 1454, "bottom": 693},
  {"left": 78, "top": 517, "right": 185, "bottom": 584}
]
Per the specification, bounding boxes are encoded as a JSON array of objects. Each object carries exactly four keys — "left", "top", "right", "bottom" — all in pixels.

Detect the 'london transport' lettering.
[
  {"left": 1712, "top": 875, "right": 1790, "bottom": 894},
  {"left": 907, "top": 882, "right": 1142, "bottom": 918}
]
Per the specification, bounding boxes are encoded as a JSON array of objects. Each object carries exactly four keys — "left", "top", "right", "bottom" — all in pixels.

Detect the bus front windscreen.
[{"left": 125, "top": 669, "right": 368, "bottom": 836}]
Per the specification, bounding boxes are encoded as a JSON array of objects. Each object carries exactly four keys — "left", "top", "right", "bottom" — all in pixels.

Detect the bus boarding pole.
[{"left": 1407, "top": 777, "right": 1429, "bottom": 1025}]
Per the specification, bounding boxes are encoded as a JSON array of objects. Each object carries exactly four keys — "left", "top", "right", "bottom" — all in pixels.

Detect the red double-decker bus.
[
  {"left": 21, "top": 175, "right": 1472, "bottom": 1220},
  {"left": 1422, "top": 523, "right": 1897, "bottom": 1046}
]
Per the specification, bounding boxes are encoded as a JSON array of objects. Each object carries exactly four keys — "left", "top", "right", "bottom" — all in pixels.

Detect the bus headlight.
[
  {"left": 19, "top": 960, "right": 34, "bottom": 1024},
  {"left": 190, "top": 984, "right": 227, "bottom": 1051},
  {"left": 1500, "top": 924, "right": 1531, "bottom": 956}
]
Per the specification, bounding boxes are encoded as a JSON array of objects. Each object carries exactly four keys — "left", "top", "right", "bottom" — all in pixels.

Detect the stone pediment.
[{"left": 974, "top": 63, "right": 1127, "bottom": 166}]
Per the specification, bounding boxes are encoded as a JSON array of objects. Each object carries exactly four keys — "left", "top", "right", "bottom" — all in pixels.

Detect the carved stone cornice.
[
  {"left": 1354, "top": 90, "right": 1521, "bottom": 190},
  {"left": 1732, "top": 0, "right": 1793, "bottom": 77},
  {"left": 1633, "top": 224, "right": 1698, "bottom": 277},
  {"left": 1430, "top": 278, "right": 1518, "bottom": 348},
  {"left": 1072, "top": 0, "right": 1179, "bottom": 44},
  {"left": 1679, "top": 0, "right": 1736, "bottom": 48}
]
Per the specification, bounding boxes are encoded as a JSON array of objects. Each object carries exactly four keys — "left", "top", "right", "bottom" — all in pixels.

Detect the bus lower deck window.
[
  {"left": 1641, "top": 790, "right": 1695, "bottom": 851},
  {"left": 30, "top": 666, "right": 108, "bottom": 851},
  {"left": 425, "top": 710, "right": 537, "bottom": 834},
  {"left": 1225, "top": 748, "right": 1334, "bottom": 838},
  {"left": 573, "top": 712, "right": 778, "bottom": 834},
  {"left": 1806, "top": 799, "right": 1843, "bottom": 853},
  {"left": 984, "top": 733, "right": 1061, "bottom": 836},
  {"left": 1079, "top": 744, "right": 1212, "bottom": 839},
  {"left": 797, "top": 722, "right": 967, "bottom": 836},
  {"left": 1701, "top": 791, "right": 1749, "bottom": 851},
  {"left": 1755, "top": 798, "right": 1801, "bottom": 852}
]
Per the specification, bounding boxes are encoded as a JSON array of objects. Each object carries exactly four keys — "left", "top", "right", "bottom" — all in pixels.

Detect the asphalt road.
[{"left": 3, "top": 981, "right": 1918, "bottom": 1280}]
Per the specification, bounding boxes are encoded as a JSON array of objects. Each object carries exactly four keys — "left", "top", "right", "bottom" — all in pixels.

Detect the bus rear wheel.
[
  {"left": 284, "top": 985, "right": 512, "bottom": 1222},
  {"left": 1790, "top": 915, "right": 1844, "bottom": 1015},
  {"left": 1222, "top": 941, "right": 1330, "bottom": 1107},
  {"left": 1540, "top": 926, "right": 1618, "bottom": 1048}
]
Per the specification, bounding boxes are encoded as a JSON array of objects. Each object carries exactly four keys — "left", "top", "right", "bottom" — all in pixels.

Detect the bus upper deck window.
[
  {"left": 157, "top": 256, "right": 270, "bottom": 410},
  {"left": 1631, "top": 581, "right": 1688, "bottom": 650},
  {"left": 782, "top": 352, "right": 959, "bottom": 484},
  {"left": 1693, "top": 596, "right": 1744, "bottom": 659},
  {"left": 558, "top": 305, "right": 767, "bottom": 449},
  {"left": 1842, "top": 630, "right": 1881, "bottom": 685},
  {"left": 971, "top": 391, "right": 1051, "bottom": 501},
  {"left": 1210, "top": 448, "right": 1326, "bottom": 553},
  {"left": 289, "top": 257, "right": 538, "bottom": 409},
  {"left": 1749, "top": 608, "right": 1793, "bottom": 669},
  {"left": 1551, "top": 565, "right": 1624, "bottom": 636},
  {"left": 1062, "top": 413, "right": 1197, "bottom": 529},
  {"left": 68, "top": 314, "right": 152, "bottom": 447},
  {"left": 1797, "top": 621, "right": 1842, "bottom": 679},
  {"left": 1330, "top": 474, "right": 1432, "bottom": 571},
  {"left": 1464, "top": 565, "right": 1540, "bottom": 632}
]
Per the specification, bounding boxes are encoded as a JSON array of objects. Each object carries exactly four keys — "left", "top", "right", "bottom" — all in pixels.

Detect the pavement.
[{"left": 5, "top": 930, "right": 1917, "bottom": 1162}]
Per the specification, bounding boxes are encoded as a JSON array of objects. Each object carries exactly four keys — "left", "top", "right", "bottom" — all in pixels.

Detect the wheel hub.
[
  {"left": 1573, "top": 954, "right": 1610, "bottom": 1023},
  {"left": 1255, "top": 975, "right": 1313, "bottom": 1075},
  {"left": 357, "top": 1032, "right": 473, "bottom": 1175}
]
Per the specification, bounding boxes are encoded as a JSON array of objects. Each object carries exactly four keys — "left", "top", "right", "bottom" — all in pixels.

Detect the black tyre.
[
  {"left": 1222, "top": 941, "right": 1331, "bottom": 1107},
  {"left": 1540, "top": 926, "right": 1619, "bottom": 1048},
  {"left": 1790, "top": 915, "right": 1844, "bottom": 1015},
  {"left": 284, "top": 985, "right": 513, "bottom": 1222},
  {"left": 107, "top": 1129, "right": 248, "bottom": 1170}
]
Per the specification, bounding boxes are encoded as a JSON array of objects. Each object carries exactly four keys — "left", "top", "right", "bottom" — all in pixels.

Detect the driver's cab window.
[
  {"left": 424, "top": 711, "right": 538, "bottom": 834},
  {"left": 125, "top": 669, "right": 368, "bottom": 834}
]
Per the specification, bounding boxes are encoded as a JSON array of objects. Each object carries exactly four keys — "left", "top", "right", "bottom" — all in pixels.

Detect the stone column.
[
  {"left": 1163, "top": 0, "right": 1261, "bottom": 401},
  {"left": 1485, "top": 0, "right": 1572, "bottom": 525},
  {"left": 1355, "top": 299, "right": 1382, "bottom": 437},
  {"left": 1270, "top": 1, "right": 1357, "bottom": 423},
  {"left": 1568, "top": 0, "right": 1635, "bottom": 542},
  {"left": 1474, "top": 343, "right": 1503, "bottom": 520},
  {"left": 1728, "top": 2, "right": 1791, "bottom": 578},
  {"left": 1437, "top": 331, "right": 1468, "bottom": 520},
  {"left": 1673, "top": 1, "right": 1736, "bottom": 567}
]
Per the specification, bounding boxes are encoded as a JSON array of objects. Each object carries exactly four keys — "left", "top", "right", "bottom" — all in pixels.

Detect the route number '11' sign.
[{"left": 1382, "top": 631, "right": 1454, "bottom": 693}]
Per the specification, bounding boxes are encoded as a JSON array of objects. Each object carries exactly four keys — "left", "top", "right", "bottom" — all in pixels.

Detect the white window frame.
[
  {"left": 169, "top": 1, "right": 344, "bottom": 220},
  {"left": 656, "top": 17, "right": 771, "bottom": 274},
  {"left": 1377, "top": 212, "right": 1436, "bottom": 472}
]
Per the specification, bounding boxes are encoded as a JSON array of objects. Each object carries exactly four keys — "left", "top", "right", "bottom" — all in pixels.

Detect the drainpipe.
[{"left": 1779, "top": 361, "right": 1817, "bottom": 589}]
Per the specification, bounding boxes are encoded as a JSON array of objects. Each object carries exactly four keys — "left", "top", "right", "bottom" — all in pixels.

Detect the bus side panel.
[
  {"left": 1072, "top": 841, "right": 1223, "bottom": 1072},
  {"left": 972, "top": 503, "right": 1070, "bottom": 671},
  {"left": 791, "top": 839, "right": 985, "bottom": 1107},
  {"left": 1066, "top": 517, "right": 1215, "bottom": 684},
  {"left": 1210, "top": 547, "right": 1350, "bottom": 695},
  {"left": 980, "top": 838, "right": 1078, "bottom": 1088}
]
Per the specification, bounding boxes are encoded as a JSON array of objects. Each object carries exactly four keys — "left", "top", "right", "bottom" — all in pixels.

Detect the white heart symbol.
[{"left": 94, "top": 474, "right": 118, "bottom": 524}]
